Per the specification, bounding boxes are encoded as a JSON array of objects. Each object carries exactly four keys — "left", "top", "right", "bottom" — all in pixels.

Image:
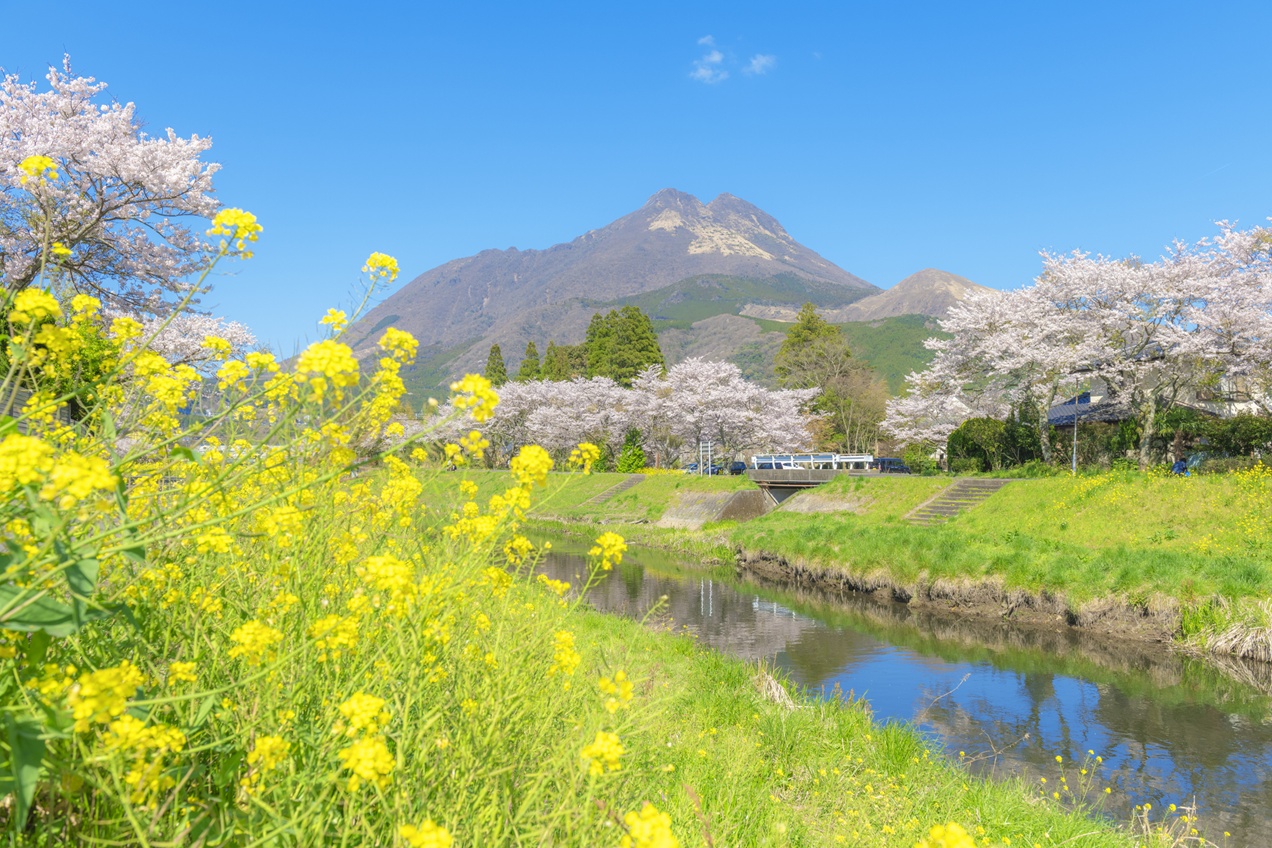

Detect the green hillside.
[
  {"left": 596, "top": 273, "right": 869, "bottom": 330},
  {"left": 837, "top": 313, "right": 948, "bottom": 392},
  {"left": 741, "top": 314, "right": 943, "bottom": 392}
]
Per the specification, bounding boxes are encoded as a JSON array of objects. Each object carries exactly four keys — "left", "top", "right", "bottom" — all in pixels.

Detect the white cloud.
[
  {"left": 691, "top": 42, "right": 728, "bottom": 84},
  {"left": 745, "top": 54, "right": 777, "bottom": 75}
]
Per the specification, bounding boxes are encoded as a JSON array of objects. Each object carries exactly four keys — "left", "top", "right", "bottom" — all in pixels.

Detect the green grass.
[
  {"left": 434, "top": 468, "right": 1272, "bottom": 612},
  {"left": 733, "top": 470, "right": 1272, "bottom": 609},
  {"left": 424, "top": 470, "right": 756, "bottom": 524}
]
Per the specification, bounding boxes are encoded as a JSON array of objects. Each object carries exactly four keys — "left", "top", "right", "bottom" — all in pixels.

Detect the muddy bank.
[{"left": 736, "top": 547, "right": 1183, "bottom": 645}]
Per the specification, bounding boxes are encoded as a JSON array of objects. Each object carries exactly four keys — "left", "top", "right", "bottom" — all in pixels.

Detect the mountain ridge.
[
  {"left": 343, "top": 190, "right": 982, "bottom": 394},
  {"left": 346, "top": 188, "right": 876, "bottom": 378}
]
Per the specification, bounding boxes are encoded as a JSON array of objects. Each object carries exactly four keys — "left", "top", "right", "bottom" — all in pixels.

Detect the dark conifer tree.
[
  {"left": 542, "top": 341, "right": 572, "bottom": 381},
  {"left": 484, "top": 343, "right": 508, "bottom": 387},
  {"left": 516, "top": 340, "right": 541, "bottom": 382}
]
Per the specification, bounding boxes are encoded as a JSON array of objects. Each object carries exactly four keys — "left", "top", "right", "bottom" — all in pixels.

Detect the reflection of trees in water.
[
  {"left": 540, "top": 549, "right": 1272, "bottom": 848},
  {"left": 539, "top": 553, "right": 827, "bottom": 662}
]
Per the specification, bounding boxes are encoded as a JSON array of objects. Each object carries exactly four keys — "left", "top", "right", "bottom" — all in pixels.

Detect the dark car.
[
  {"left": 872, "top": 457, "right": 911, "bottom": 474},
  {"left": 728, "top": 461, "right": 747, "bottom": 475}
]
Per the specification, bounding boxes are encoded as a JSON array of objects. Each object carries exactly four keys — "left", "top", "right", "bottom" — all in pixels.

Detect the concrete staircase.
[
  {"left": 905, "top": 478, "right": 1011, "bottom": 526},
  {"left": 588, "top": 474, "right": 646, "bottom": 505}
]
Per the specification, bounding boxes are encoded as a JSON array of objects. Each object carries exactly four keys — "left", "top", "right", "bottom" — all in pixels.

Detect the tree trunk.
[
  {"left": 1137, "top": 398, "right": 1157, "bottom": 470},
  {"left": 1036, "top": 387, "right": 1056, "bottom": 465}
]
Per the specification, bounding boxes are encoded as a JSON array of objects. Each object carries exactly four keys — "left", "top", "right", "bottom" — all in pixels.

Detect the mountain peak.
[
  {"left": 833, "top": 268, "right": 995, "bottom": 321},
  {"left": 642, "top": 188, "right": 704, "bottom": 209}
]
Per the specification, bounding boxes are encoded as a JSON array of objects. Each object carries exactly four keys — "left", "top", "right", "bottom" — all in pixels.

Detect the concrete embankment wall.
[
  {"left": 735, "top": 548, "right": 1184, "bottom": 645},
  {"left": 656, "top": 490, "right": 771, "bottom": 530}
]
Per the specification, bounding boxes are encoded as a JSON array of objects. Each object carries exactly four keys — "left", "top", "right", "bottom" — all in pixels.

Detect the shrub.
[{"left": 1197, "top": 457, "right": 1267, "bottom": 475}]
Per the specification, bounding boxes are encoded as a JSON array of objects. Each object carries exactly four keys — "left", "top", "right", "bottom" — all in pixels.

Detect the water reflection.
[{"left": 540, "top": 544, "right": 1272, "bottom": 848}]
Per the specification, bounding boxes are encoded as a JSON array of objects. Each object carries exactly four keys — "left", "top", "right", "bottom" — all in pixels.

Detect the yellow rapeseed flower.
[
  {"left": 621, "top": 802, "right": 679, "bottom": 848},
  {"left": 580, "top": 730, "right": 624, "bottom": 776},
  {"left": 241, "top": 734, "right": 290, "bottom": 794},
  {"left": 589, "top": 531, "right": 627, "bottom": 571},
  {"left": 336, "top": 734, "right": 395, "bottom": 791},
  {"left": 207, "top": 207, "right": 262, "bottom": 257},
  {"left": 18, "top": 154, "right": 59, "bottom": 185},
  {"left": 399, "top": 821, "right": 453, "bottom": 848},
  {"left": 320, "top": 308, "right": 349, "bottom": 334},
  {"left": 336, "top": 692, "right": 392, "bottom": 737},
  {"left": 449, "top": 373, "right": 499, "bottom": 422},
  {"left": 510, "top": 444, "right": 552, "bottom": 487},
  {"left": 548, "top": 630, "right": 581, "bottom": 680},
  {"left": 916, "top": 822, "right": 978, "bottom": 848},
  {"left": 167, "top": 662, "right": 197, "bottom": 685},
  {"left": 378, "top": 326, "right": 418, "bottom": 362},
  {"left": 66, "top": 661, "right": 145, "bottom": 732},
  {"left": 9, "top": 288, "right": 62, "bottom": 324},
  {"left": 599, "top": 670, "right": 634, "bottom": 713},
  {"left": 202, "top": 335, "right": 232, "bottom": 357},
  {"left": 362, "top": 251, "right": 399, "bottom": 282},
  {"left": 227, "top": 620, "right": 284, "bottom": 666},
  {"left": 294, "top": 339, "right": 360, "bottom": 403},
  {"left": 569, "top": 442, "right": 601, "bottom": 473}
]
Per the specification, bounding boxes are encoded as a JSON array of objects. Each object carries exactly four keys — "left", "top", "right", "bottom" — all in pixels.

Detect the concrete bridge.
[{"left": 745, "top": 468, "right": 868, "bottom": 505}]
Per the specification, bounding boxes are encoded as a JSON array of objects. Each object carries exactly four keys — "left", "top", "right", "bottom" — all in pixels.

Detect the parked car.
[
  {"left": 871, "top": 457, "right": 911, "bottom": 474},
  {"left": 728, "top": 461, "right": 748, "bottom": 475},
  {"left": 682, "top": 463, "right": 699, "bottom": 473}
]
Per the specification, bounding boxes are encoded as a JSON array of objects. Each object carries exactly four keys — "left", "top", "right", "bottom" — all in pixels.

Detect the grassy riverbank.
[
  {"left": 430, "top": 467, "right": 1272, "bottom": 656},
  {"left": 441, "top": 468, "right": 1272, "bottom": 609},
  {"left": 559, "top": 594, "right": 1144, "bottom": 847}
]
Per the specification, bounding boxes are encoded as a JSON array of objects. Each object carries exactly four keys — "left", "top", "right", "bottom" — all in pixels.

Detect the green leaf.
[
  {"left": 101, "top": 409, "right": 116, "bottom": 444},
  {"left": 213, "top": 748, "right": 243, "bottom": 790},
  {"left": 192, "top": 694, "right": 217, "bottom": 729},
  {"left": 169, "top": 445, "right": 201, "bottom": 464},
  {"left": 1, "top": 714, "right": 46, "bottom": 829},
  {"left": 0, "top": 585, "right": 113, "bottom": 637},
  {"left": 23, "top": 631, "right": 51, "bottom": 668},
  {"left": 63, "top": 557, "right": 99, "bottom": 599},
  {"left": 0, "top": 415, "right": 15, "bottom": 436}
]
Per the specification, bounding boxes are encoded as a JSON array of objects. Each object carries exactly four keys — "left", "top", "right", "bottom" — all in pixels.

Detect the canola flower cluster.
[{"left": 0, "top": 224, "right": 687, "bottom": 845}]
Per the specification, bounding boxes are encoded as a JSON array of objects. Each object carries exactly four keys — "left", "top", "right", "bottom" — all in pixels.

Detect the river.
[{"left": 540, "top": 542, "right": 1272, "bottom": 848}]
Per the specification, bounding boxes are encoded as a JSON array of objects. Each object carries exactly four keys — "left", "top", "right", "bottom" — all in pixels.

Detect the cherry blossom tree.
[
  {"left": 632, "top": 359, "right": 816, "bottom": 465},
  {"left": 884, "top": 221, "right": 1272, "bottom": 468},
  {"left": 135, "top": 312, "right": 256, "bottom": 366},
  {"left": 1, "top": 58, "right": 220, "bottom": 310},
  {"left": 469, "top": 358, "right": 818, "bottom": 468}
]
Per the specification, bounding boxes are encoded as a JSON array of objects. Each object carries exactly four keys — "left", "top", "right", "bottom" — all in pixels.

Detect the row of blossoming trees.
[
  {"left": 433, "top": 358, "right": 818, "bottom": 468},
  {"left": 882, "top": 224, "right": 1272, "bottom": 469}
]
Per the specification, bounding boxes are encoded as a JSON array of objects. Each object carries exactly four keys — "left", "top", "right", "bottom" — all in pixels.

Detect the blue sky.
[{"left": 4, "top": 1, "right": 1271, "bottom": 352}]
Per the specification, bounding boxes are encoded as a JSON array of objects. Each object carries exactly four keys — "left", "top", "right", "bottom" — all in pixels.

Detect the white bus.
[{"left": 749, "top": 453, "right": 873, "bottom": 471}]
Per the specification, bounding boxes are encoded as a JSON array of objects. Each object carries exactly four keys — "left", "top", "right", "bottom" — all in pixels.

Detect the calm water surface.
[{"left": 540, "top": 543, "right": 1272, "bottom": 848}]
